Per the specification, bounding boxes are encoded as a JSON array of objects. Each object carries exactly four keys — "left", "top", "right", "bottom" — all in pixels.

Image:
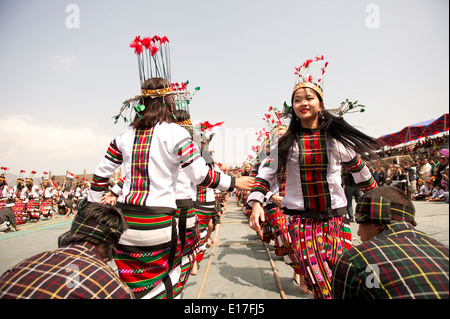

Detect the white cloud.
[
  {"left": 0, "top": 114, "right": 113, "bottom": 176},
  {"left": 52, "top": 54, "right": 79, "bottom": 70}
]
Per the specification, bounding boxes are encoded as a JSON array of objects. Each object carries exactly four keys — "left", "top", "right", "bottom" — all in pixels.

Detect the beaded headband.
[
  {"left": 141, "top": 87, "right": 174, "bottom": 98},
  {"left": 177, "top": 118, "right": 192, "bottom": 126},
  {"left": 292, "top": 82, "right": 323, "bottom": 100}
]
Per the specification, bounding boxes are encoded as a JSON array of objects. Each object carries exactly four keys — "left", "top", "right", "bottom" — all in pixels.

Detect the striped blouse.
[
  {"left": 247, "top": 127, "right": 376, "bottom": 219},
  {"left": 88, "top": 122, "right": 233, "bottom": 209}
]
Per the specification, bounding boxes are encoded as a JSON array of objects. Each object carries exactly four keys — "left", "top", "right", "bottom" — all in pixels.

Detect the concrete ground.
[{"left": 0, "top": 196, "right": 448, "bottom": 299}]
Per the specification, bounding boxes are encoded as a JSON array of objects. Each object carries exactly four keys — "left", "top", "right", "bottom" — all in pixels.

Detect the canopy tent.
[
  {"left": 377, "top": 113, "right": 449, "bottom": 147},
  {"left": 421, "top": 113, "right": 449, "bottom": 137}
]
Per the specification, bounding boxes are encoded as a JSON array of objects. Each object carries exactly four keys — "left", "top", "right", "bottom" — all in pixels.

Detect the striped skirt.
[
  {"left": 26, "top": 199, "right": 40, "bottom": 221},
  {"left": 261, "top": 206, "right": 274, "bottom": 243},
  {"left": 13, "top": 200, "right": 26, "bottom": 225},
  {"left": 288, "top": 215, "right": 350, "bottom": 299},
  {"left": 175, "top": 199, "right": 199, "bottom": 293},
  {"left": 266, "top": 204, "right": 292, "bottom": 259},
  {"left": 194, "top": 200, "right": 216, "bottom": 263},
  {"left": 114, "top": 203, "right": 182, "bottom": 299},
  {"left": 40, "top": 199, "right": 53, "bottom": 218}
]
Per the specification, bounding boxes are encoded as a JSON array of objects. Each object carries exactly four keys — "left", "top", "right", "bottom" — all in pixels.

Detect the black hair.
[
  {"left": 65, "top": 202, "right": 128, "bottom": 261},
  {"left": 278, "top": 88, "right": 381, "bottom": 173},
  {"left": 176, "top": 109, "right": 190, "bottom": 122},
  {"left": 131, "top": 77, "right": 177, "bottom": 129}
]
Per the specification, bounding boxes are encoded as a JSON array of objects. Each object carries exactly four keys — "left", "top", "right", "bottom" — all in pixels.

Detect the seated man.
[
  {"left": 332, "top": 186, "right": 449, "bottom": 299},
  {"left": 0, "top": 201, "right": 134, "bottom": 299},
  {"left": 411, "top": 178, "right": 426, "bottom": 200},
  {"left": 427, "top": 183, "right": 446, "bottom": 202},
  {"left": 0, "top": 206, "right": 19, "bottom": 232},
  {"left": 412, "top": 179, "right": 433, "bottom": 200}
]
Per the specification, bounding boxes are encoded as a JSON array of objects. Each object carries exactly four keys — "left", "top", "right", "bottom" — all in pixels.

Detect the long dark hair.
[
  {"left": 278, "top": 89, "right": 381, "bottom": 173},
  {"left": 130, "top": 77, "right": 177, "bottom": 129}
]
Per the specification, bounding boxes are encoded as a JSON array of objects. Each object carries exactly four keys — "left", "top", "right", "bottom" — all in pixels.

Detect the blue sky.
[{"left": 0, "top": 0, "right": 448, "bottom": 176}]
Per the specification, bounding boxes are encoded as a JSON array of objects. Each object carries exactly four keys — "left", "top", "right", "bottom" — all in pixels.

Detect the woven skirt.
[
  {"left": 26, "top": 199, "right": 40, "bottom": 221},
  {"left": 12, "top": 200, "right": 26, "bottom": 225},
  {"left": 194, "top": 200, "right": 216, "bottom": 263},
  {"left": 288, "top": 215, "right": 350, "bottom": 299},
  {"left": 261, "top": 206, "right": 274, "bottom": 243},
  {"left": 266, "top": 204, "right": 292, "bottom": 259},
  {"left": 40, "top": 199, "right": 53, "bottom": 218},
  {"left": 114, "top": 203, "right": 182, "bottom": 299},
  {"left": 175, "top": 199, "right": 199, "bottom": 293}
]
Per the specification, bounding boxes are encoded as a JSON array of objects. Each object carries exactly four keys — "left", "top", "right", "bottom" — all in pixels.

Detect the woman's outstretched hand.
[{"left": 249, "top": 201, "right": 265, "bottom": 232}]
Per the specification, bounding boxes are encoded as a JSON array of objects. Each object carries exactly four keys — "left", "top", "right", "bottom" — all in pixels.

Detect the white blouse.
[
  {"left": 247, "top": 136, "right": 375, "bottom": 217},
  {"left": 88, "top": 122, "right": 233, "bottom": 209}
]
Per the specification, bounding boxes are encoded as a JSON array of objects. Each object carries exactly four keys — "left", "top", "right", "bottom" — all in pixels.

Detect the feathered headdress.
[
  {"left": 17, "top": 169, "right": 26, "bottom": 182},
  {"left": 114, "top": 35, "right": 175, "bottom": 124},
  {"left": 173, "top": 80, "right": 200, "bottom": 126},
  {"left": 262, "top": 105, "right": 289, "bottom": 133},
  {"left": 42, "top": 171, "right": 49, "bottom": 182},
  {"left": 289, "top": 56, "right": 366, "bottom": 118},
  {"left": 26, "top": 171, "right": 36, "bottom": 182},
  {"left": 327, "top": 99, "right": 366, "bottom": 117},
  {"left": 293, "top": 55, "right": 329, "bottom": 99},
  {"left": 256, "top": 127, "right": 270, "bottom": 144},
  {"left": 0, "top": 167, "right": 8, "bottom": 181},
  {"left": 196, "top": 121, "right": 224, "bottom": 145},
  {"left": 130, "top": 35, "right": 171, "bottom": 83}
]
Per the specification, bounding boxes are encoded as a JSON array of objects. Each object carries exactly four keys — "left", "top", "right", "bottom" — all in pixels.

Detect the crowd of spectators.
[
  {"left": 367, "top": 134, "right": 449, "bottom": 203},
  {"left": 377, "top": 135, "right": 447, "bottom": 159}
]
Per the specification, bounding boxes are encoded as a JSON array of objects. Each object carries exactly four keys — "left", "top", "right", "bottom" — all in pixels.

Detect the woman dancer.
[
  {"left": 173, "top": 109, "right": 200, "bottom": 292},
  {"left": 191, "top": 127, "right": 223, "bottom": 275},
  {"left": 40, "top": 177, "right": 56, "bottom": 219},
  {"left": 88, "top": 35, "right": 253, "bottom": 299},
  {"left": 248, "top": 56, "right": 379, "bottom": 299}
]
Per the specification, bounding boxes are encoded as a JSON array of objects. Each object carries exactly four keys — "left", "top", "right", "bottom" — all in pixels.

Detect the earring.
[{"left": 165, "top": 96, "right": 177, "bottom": 120}]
